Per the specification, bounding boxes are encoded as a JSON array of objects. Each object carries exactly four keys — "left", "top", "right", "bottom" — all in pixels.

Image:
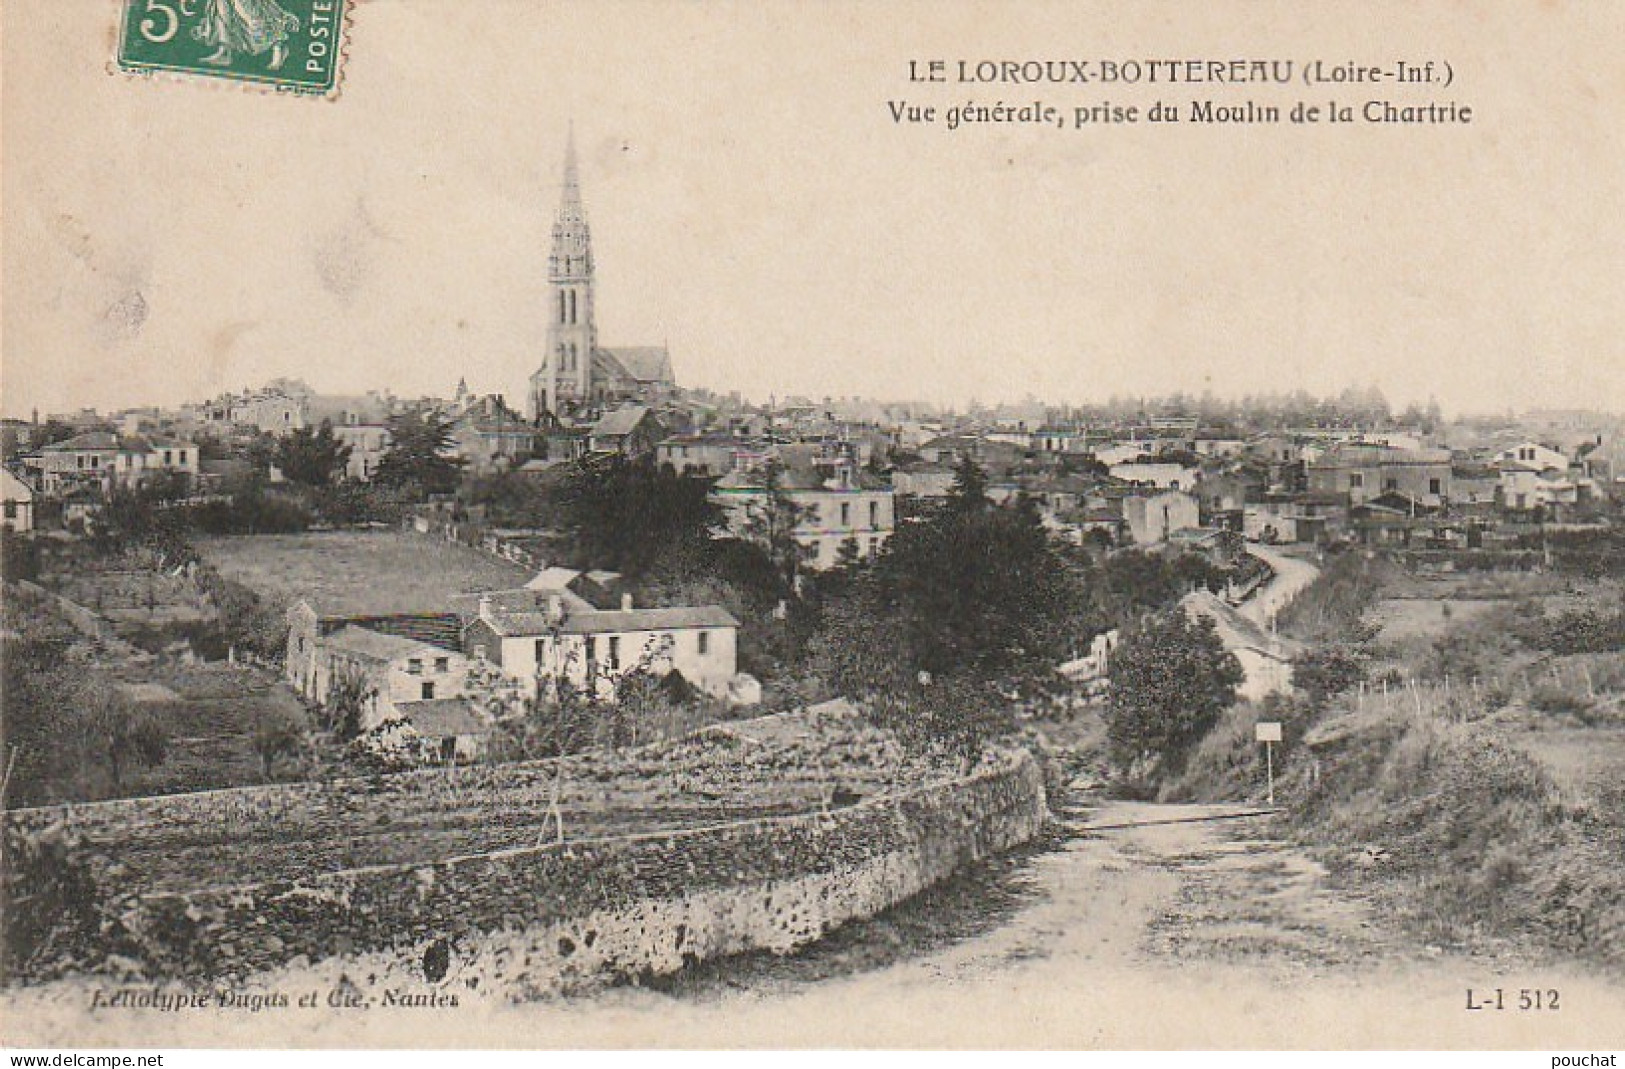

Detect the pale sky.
[{"left": 3, "top": 0, "right": 1622, "bottom": 418}]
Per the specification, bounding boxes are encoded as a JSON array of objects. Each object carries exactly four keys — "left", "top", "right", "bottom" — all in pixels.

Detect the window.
[
  {"left": 534, "top": 638, "right": 546, "bottom": 660},
  {"left": 407, "top": 658, "right": 422, "bottom": 675},
  {"left": 3, "top": 502, "right": 14, "bottom": 519},
  {"left": 840, "top": 502, "right": 851, "bottom": 527},
  {"left": 697, "top": 631, "right": 710, "bottom": 655},
  {"left": 585, "top": 636, "right": 597, "bottom": 663},
  {"left": 1384, "top": 478, "right": 1398, "bottom": 491},
  {"left": 1348, "top": 473, "right": 1364, "bottom": 489},
  {"left": 163, "top": 450, "right": 172, "bottom": 465},
  {"left": 434, "top": 657, "right": 449, "bottom": 672},
  {"left": 608, "top": 636, "right": 620, "bottom": 670},
  {"left": 869, "top": 501, "right": 879, "bottom": 528},
  {"left": 1429, "top": 478, "right": 1442, "bottom": 495},
  {"left": 421, "top": 681, "right": 435, "bottom": 700}
]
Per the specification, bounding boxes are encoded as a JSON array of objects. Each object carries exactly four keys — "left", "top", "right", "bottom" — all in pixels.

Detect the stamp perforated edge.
[{"left": 106, "top": 0, "right": 356, "bottom": 101}]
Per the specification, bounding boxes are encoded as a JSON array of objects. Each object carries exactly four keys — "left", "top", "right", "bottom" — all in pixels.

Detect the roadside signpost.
[{"left": 1255, "top": 721, "right": 1283, "bottom": 805}]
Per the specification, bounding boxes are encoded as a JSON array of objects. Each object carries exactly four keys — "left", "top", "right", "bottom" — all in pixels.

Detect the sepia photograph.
[{"left": 2, "top": 0, "right": 1623, "bottom": 1055}]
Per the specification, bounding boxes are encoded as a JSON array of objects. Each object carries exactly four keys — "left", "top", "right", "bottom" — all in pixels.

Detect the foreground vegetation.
[{"left": 1162, "top": 545, "right": 1625, "bottom": 971}]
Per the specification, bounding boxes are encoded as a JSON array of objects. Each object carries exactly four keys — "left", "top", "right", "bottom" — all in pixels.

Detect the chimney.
[
  {"left": 621, "top": 593, "right": 634, "bottom": 612},
  {"left": 478, "top": 594, "right": 494, "bottom": 622},
  {"left": 548, "top": 595, "right": 564, "bottom": 623}
]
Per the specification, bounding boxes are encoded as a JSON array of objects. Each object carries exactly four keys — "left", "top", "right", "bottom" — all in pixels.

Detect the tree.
[
  {"left": 92, "top": 480, "right": 197, "bottom": 569},
  {"left": 323, "top": 662, "right": 374, "bottom": 740},
  {"left": 98, "top": 702, "right": 168, "bottom": 791},
  {"left": 1105, "top": 609, "right": 1243, "bottom": 773},
  {"left": 740, "top": 460, "right": 813, "bottom": 589},
  {"left": 373, "top": 411, "right": 463, "bottom": 497},
  {"left": 275, "top": 422, "right": 351, "bottom": 487},
  {"left": 1291, "top": 645, "right": 1366, "bottom": 708},
  {"left": 869, "top": 491, "right": 1084, "bottom": 689},
  {"left": 944, "top": 452, "right": 989, "bottom": 515},
  {"left": 556, "top": 455, "right": 721, "bottom": 576},
  {"left": 252, "top": 711, "right": 306, "bottom": 780}
]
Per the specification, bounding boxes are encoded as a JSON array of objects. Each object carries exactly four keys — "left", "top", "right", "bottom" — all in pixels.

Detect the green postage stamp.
[{"left": 116, "top": 0, "right": 348, "bottom": 94}]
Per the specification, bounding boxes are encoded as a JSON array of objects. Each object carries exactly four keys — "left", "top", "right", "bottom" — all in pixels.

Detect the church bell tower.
[{"left": 529, "top": 130, "right": 598, "bottom": 419}]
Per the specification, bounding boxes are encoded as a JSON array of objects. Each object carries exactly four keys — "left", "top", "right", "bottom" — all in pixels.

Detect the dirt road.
[
  {"left": 1239, "top": 544, "right": 1321, "bottom": 628},
  {"left": 17, "top": 798, "right": 1621, "bottom": 1048}
]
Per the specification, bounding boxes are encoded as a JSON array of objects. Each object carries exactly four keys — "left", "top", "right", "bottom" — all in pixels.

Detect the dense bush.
[
  {"left": 1291, "top": 645, "right": 1366, "bottom": 707},
  {"left": 1276, "top": 548, "right": 1388, "bottom": 644},
  {"left": 1105, "top": 609, "right": 1243, "bottom": 776}
]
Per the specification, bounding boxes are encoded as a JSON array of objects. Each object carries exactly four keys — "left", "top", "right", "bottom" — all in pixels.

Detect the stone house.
[
  {"left": 306, "top": 625, "right": 472, "bottom": 731},
  {"left": 1307, "top": 444, "right": 1452, "bottom": 508},
  {"left": 452, "top": 395, "right": 537, "bottom": 473}
]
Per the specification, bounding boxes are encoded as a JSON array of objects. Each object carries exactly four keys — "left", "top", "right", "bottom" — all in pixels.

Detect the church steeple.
[{"left": 531, "top": 128, "right": 598, "bottom": 419}]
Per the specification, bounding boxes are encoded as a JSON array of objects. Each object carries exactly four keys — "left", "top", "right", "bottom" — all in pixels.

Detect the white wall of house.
[
  {"left": 718, "top": 487, "right": 896, "bottom": 570},
  {"left": 1, "top": 470, "right": 33, "bottom": 532},
  {"left": 1109, "top": 462, "right": 1199, "bottom": 491},
  {"left": 490, "top": 624, "right": 737, "bottom": 701},
  {"left": 1496, "top": 442, "right": 1568, "bottom": 471},
  {"left": 1124, "top": 491, "right": 1200, "bottom": 545}
]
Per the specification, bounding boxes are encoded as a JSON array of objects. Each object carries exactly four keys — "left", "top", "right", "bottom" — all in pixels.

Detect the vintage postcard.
[{"left": 2, "top": 0, "right": 1623, "bottom": 1055}]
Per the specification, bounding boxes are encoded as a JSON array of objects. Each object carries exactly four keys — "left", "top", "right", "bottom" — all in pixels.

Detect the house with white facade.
[
  {"left": 1122, "top": 489, "right": 1201, "bottom": 545},
  {"left": 1495, "top": 441, "right": 1569, "bottom": 472},
  {"left": 1108, "top": 460, "right": 1200, "bottom": 491},
  {"left": 2, "top": 469, "right": 34, "bottom": 532},
  {"left": 712, "top": 462, "right": 896, "bottom": 570},
  {"left": 28, "top": 433, "right": 198, "bottom": 494},
  {"left": 461, "top": 589, "right": 741, "bottom": 702}
]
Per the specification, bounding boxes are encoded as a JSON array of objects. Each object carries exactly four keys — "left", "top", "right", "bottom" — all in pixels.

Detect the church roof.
[{"left": 596, "top": 346, "right": 675, "bottom": 386}]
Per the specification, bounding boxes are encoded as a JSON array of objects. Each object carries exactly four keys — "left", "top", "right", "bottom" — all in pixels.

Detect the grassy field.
[
  {"left": 100, "top": 662, "right": 312, "bottom": 798},
  {"left": 1513, "top": 724, "right": 1625, "bottom": 807},
  {"left": 1367, "top": 597, "right": 1504, "bottom": 643},
  {"left": 197, "top": 530, "right": 530, "bottom": 614}
]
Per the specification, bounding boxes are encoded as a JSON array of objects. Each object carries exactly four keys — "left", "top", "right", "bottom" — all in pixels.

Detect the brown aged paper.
[{"left": 3, "top": 0, "right": 1624, "bottom": 1052}]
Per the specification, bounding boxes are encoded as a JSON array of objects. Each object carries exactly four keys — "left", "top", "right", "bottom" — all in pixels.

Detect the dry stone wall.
[{"left": 25, "top": 752, "right": 1046, "bottom": 998}]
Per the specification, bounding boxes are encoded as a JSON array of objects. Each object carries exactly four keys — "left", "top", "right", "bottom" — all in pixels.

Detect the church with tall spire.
[{"left": 528, "top": 131, "right": 677, "bottom": 422}]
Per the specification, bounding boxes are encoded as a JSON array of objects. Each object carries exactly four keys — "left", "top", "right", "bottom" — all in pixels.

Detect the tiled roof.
[
  {"left": 43, "top": 431, "right": 120, "bottom": 451},
  {"left": 484, "top": 604, "right": 738, "bottom": 637},
  {"left": 397, "top": 698, "right": 490, "bottom": 738},
  {"left": 590, "top": 405, "right": 653, "bottom": 438},
  {"left": 323, "top": 625, "right": 439, "bottom": 662}
]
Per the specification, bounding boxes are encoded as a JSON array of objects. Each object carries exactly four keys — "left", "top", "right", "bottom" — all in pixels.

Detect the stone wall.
[{"left": 26, "top": 752, "right": 1046, "bottom": 997}]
